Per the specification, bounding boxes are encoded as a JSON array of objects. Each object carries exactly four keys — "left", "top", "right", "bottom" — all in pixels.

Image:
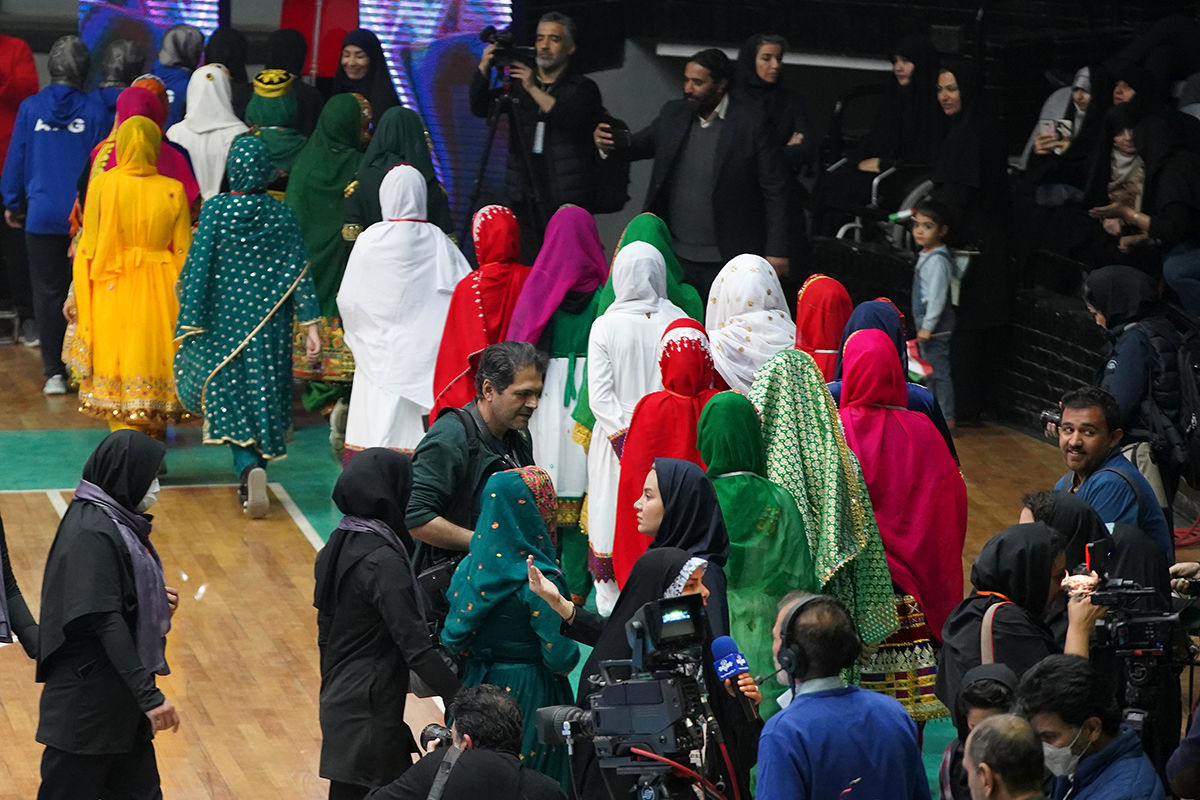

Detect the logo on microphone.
[{"left": 715, "top": 652, "right": 749, "bottom": 681}]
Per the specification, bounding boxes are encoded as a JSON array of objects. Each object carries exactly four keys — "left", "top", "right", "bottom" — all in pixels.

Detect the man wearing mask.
[
  {"left": 594, "top": 48, "right": 789, "bottom": 301},
  {"left": 2, "top": 35, "right": 107, "bottom": 395},
  {"left": 470, "top": 12, "right": 602, "bottom": 257},
  {"left": 1051, "top": 387, "right": 1173, "bottom": 562},
  {"left": 962, "top": 715, "right": 1050, "bottom": 800},
  {"left": 35, "top": 430, "right": 181, "bottom": 799},
  {"left": 1017, "top": 655, "right": 1162, "bottom": 800}
]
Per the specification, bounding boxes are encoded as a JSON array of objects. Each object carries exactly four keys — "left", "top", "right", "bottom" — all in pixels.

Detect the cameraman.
[
  {"left": 470, "top": 13, "right": 602, "bottom": 257},
  {"left": 365, "top": 685, "right": 565, "bottom": 800}
]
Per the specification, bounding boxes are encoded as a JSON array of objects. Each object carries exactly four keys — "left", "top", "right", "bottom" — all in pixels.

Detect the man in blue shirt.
[
  {"left": 756, "top": 594, "right": 929, "bottom": 800},
  {"left": 1017, "top": 655, "right": 1163, "bottom": 800},
  {"left": 1, "top": 35, "right": 107, "bottom": 395},
  {"left": 1052, "top": 387, "right": 1173, "bottom": 562}
]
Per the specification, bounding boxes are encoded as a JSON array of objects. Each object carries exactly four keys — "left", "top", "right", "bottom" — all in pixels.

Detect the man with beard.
[
  {"left": 1052, "top": 386, "right": 1173, "bottom": 561},
  {"left": 594, "top": 48, "right": 789, "bottom": 300},
  {"left": 470, "top": 12, "right": 602, "bottom": 257}
]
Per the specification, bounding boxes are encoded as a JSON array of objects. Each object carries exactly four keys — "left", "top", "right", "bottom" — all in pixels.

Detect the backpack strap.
[
  {"left": 425, "top": 746, "right": 465, "bottom": 800},
  {"left": 979, "top": 601, "right": 1012, "bottom": 665}
]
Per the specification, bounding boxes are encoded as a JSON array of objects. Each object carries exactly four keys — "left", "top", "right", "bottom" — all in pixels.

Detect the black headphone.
[{"left": 777, "top": 595, "right": 864, "bottom": 687}]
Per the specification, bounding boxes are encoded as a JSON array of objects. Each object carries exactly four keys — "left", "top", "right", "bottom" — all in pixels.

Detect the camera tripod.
[{"left": 459, "top": 72, "right": 549, "bottom": 246}]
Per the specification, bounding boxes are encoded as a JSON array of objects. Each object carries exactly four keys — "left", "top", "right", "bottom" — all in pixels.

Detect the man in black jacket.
[
  {"left": 365, "top": 685, "right": 566, "bottom": 800},
  {"left": 595, "top": 48, "right": 789, "bottom": 300},
  {"left": 470, "top": 12, "right": 601, "bottom": 258}
]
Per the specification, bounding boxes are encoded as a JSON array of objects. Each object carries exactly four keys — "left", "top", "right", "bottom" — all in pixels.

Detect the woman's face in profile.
[
  {"left": 937, "top": 70, "right": 961, "bottom": 116},
  {"left": 893, "top": 55, "right": 914, "bottom": 86},
  {"left": 680, "top": 568, "right": 709, "bottom": 605},
  {"left": 1044, "top": 551, "right": 1068, "bottom": 612},
  {"left": 634, "top": 469, "right": 665, "bottom": 535}
]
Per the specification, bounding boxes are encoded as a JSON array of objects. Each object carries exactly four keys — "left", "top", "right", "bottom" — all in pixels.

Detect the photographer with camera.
[
  {"left": 1051, "top": 387, "right": 1174, "bottom": 562},
  {"left": 527, "top": 547, "right": 762, "bottom": 800},
  {"left": 757, "top": 594, "right": 929, "bottom": 800},
  {"left": 365, "top": 685, "right": 566, "bottom": 800},
  {"left": 1017, "top": 654, "right": 1164, "bottom": 800},
  {"left": 470, "top": 13, "right": 602, "bottom": 257}
]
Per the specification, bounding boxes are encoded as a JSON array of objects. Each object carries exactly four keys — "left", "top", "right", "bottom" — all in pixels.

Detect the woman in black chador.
[{"left": 36, "top": 429, "right": 179, "bottom": 800}]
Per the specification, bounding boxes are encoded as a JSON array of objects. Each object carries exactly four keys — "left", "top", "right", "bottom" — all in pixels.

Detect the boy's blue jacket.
[{"left": 2, "top": 84, "right": 109, "bottom": 234}]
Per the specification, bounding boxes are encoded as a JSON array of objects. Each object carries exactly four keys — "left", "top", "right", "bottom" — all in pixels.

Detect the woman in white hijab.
[
  {"left": 584, "top": 240, "right": 686, "bottom": 614},
  {"left": 338, "top": 164, "right": 471, "bottom": 457},
  {"left": 165, "top": 64, "right": 248, "bottom": 200},
  {"left": 706, "top": 254, "right": 796, "bottom": 393}
]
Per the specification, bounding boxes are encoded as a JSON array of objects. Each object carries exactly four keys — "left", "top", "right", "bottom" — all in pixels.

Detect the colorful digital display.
[
  {"left": 360, "top": 0, "right": 515, "bottom": 230},
  {"left": 79, "top": 0, "right": 220, "bottom": 65}
]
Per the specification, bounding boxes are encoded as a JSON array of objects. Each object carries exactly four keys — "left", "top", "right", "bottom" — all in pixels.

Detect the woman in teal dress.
[
  {"left": 174, "top": 136, "right": 321, "bottom": 518},
  {"left": 441, "top": 466, "right": 580, "bottom": 790}
]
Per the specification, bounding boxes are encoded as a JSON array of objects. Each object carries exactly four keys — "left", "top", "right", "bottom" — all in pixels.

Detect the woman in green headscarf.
[
  {"left": 243, "top": 69, "right": 308, "bottom": 194},
  {"left": 175, "top": 135, "right": 321, "bottom": 518},
  {"left": 286, "top": 92, "right": 372, "bottom": 420},
  {"left": 747, "top": 349, "right": 899, "bottom": 657},
  {"left": 441, "top": 467, "right": 580, "bottom": 792},
  {"left": 696, "top": 390, "right": 816, "bottom": 718},
  {"left": 343, "top": 105, "right": 451, "bottom": 238},
  {"left": 571, "top": 213, "right": 706, "bottom": 444}
]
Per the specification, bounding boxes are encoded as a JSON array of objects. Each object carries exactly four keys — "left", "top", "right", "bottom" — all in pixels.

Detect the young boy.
[{"left": 911, "top": 200, "right": 956, "bottom": 427}]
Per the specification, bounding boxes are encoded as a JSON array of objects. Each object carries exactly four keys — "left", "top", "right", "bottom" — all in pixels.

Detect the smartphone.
[
  {"left": 609, "top": 122, "right": 632, "bottom": 150},
  {"left": 1037, "top": 119, "right": 1057, "bottom": 138}
]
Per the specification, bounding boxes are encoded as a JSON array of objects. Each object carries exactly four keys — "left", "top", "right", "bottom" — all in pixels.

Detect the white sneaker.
[
  {"left": 243, "top": 467, "right": 268, "bottom": 519},
  {"left": 43, "top": 375, "right": 67, "bottom": 395}
]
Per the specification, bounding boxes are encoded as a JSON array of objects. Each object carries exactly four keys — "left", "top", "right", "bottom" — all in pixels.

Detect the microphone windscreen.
[
  {"left": 711, "top": 635, "right": 738, "bottom": 660},
  {"left": 712, "top": 635, "right": 749, "bottom": 681}
]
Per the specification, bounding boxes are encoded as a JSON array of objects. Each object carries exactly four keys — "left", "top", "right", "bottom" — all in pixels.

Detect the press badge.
[{"left": 533, "top": 120, "right": 545, "bottom": 154}]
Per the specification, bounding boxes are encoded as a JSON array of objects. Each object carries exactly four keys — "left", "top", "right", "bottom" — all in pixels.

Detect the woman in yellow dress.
[{"left": 68, "top": 115, "right": 192, "bottom": 437}]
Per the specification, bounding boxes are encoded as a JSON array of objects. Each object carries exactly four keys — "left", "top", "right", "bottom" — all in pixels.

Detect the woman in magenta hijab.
[
  {"left": 507, "top": 205, "right": 609, "bottom": 604},
  {"left": 839, "top": 327, "right": 967, "bottom": 725}
]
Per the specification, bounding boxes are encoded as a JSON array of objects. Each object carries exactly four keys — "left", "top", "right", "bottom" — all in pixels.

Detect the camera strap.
[
  {"left": 426, "top": 746, "right": 464, "bottom": 800},
  {"left": 979, "top": 599, "right": 1012, "bottom": 664}
]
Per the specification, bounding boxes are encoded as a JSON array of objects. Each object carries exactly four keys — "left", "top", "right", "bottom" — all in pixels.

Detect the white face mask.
[
  {"left": 135, "top": 478, "right": 160, "bottom": 514},
  {"left": 1042, "top": 725, "right": 1086, "bottom": 776}
]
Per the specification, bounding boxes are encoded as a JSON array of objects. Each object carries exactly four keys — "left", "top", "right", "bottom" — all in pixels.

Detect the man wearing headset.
[{"left": 756, "top": 593, "right": 931, "bottom": 800}]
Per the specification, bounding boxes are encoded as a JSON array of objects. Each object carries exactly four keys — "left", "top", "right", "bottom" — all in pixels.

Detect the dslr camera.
[{"left": 479, "top": 26, "right": 537, "bottom": 70}]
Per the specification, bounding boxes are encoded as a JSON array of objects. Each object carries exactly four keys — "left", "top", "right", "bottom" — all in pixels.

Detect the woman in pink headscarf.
[{"left": 839, "top": 327, "right": 967, "bottom": 724}]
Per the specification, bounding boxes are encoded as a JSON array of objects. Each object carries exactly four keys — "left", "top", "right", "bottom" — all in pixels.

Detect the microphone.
[{"left": 711, "top": 635, "right": 759, "bottom": 722}]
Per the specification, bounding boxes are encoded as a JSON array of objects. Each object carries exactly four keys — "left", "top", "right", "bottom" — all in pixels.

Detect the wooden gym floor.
[{"left": 0, "top": 340, "right": 1104, "bottom": 798}]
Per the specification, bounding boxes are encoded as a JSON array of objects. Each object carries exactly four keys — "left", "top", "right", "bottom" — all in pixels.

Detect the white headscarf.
[
  {"left": 607, "top": 240, "right": 683, "bottom": 317},
  {"left": 705, "top": 254, "right": 796, "bottom": 393},
  {"left": 165, "top": 64, "right": 248, "bottom": 199},
  {"left": 338, "top": 165, "right": 471, "bottom": 409}
]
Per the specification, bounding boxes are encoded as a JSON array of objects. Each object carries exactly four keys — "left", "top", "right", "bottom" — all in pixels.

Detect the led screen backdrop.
[
  {"left": 79, "top": 0, "right": 220, "bottom": 75},
  {"left": 360, "top": 0, "right": 515, "bottom": 235}
]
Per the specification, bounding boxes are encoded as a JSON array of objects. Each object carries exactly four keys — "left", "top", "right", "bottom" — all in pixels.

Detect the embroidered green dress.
[
  {"left": 285, "top": 92, "right": 371, "bottom": 406},
  {"left": 174, "top": 136, "right": 320, "bottom": 466},
  {"left": 696, "top": 390, "right": 817, "bottom": 718},
  {"left": 441, "top": 467, "right": 580, "bottom": 792},
  {"left": 748, "top": 349, "right": 900, "bottom": 655}
]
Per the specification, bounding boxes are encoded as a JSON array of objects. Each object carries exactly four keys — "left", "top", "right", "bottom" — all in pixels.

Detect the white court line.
[
  {"left": 268, "top": 482, "right": 326, "bottom": 552},
  {"left": 45, "top": 490, "right": 68, "bottom": 519}
]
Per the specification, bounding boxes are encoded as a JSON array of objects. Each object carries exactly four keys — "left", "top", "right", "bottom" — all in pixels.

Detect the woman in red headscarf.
[
  {"left": 795, "top": 273, "right": 852, "bottom": 381},
  {"left": 610, "top": 318, "right": 722, "bottom": 586},
  {"left": 431, "top": 205, "right": 531, "bottom": 417},
  {"left": 839, "top": 327, "right": 967, "bottom": 723}
]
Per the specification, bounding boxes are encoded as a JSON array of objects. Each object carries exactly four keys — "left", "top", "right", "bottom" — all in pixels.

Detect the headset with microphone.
[{"left": 772, "top": 594, "right": 863, "bottom": 690}]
